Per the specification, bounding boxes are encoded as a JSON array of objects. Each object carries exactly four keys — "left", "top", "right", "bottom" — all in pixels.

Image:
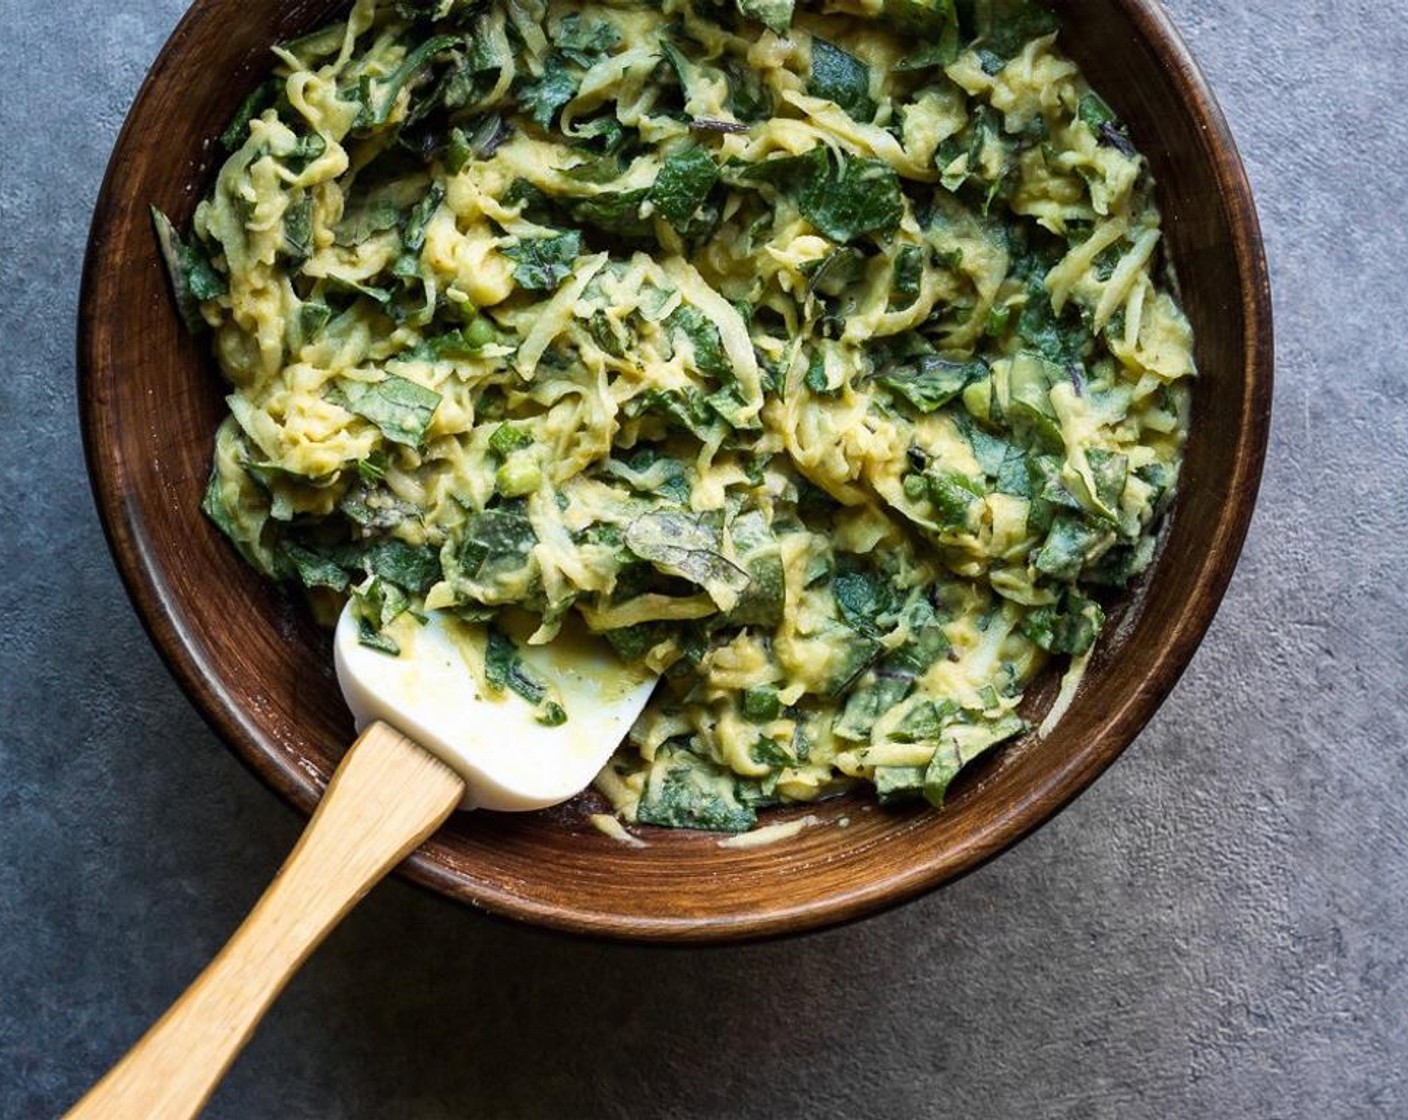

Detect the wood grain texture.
[
  {"left": 77, "top": 0, "right": 1273, "bottom": 943},
  {"left": 63, "top": 722, "right": 464, "bottom": 1120}
]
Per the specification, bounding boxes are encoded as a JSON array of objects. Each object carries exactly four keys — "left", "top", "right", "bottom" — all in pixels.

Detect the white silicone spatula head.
[
  {"left": 334, "top": 605, "right": 658, "bottom": 811},
  {"left": 66, "top": 606, "right": 658, "bottom": 1120}
]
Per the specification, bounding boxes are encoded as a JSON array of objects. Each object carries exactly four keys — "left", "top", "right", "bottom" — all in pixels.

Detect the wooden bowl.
[{"left": 79, "top": 0, "right": 1272, "bottom": 942}]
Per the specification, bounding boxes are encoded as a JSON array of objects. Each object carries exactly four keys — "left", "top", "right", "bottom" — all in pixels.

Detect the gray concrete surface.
[{"left": 2, "top": 2, "right": 1405, "bottom": 1117}]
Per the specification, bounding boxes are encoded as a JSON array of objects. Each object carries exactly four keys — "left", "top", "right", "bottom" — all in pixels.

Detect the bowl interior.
[{"left": 79, "top": 0, "right": 1271, "bottom": 942}]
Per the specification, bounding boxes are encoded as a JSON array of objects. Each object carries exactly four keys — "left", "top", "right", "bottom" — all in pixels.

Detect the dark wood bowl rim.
[{"left": 78, "top": 0, "right": 1273, "bottom": 943}]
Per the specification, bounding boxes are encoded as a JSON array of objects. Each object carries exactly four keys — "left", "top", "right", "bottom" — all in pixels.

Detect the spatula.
[{"left": 64, "top": 605, "right": 657, "bottom": 1120}]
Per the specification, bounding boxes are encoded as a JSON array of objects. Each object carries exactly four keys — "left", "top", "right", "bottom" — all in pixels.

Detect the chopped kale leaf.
[
  {"left": 798, "top": 151, "right": 904, "bottom": 244},
  {"left": 650, "top": 145, "right": 720, "bottom": 229},
  {"left": 484, "top": 624, "right": 558, "bottom": 713},
  {"left": 808, "top": 38, "right": 874, "bottom": 122},
  {"left": 333, "top": 375, "right": 442, "bottom": 447},
  {"left": 637, "top": 746, "right": 757, "bottom": 831},
  {"left": 151, "top": 208, "right": 227, "bottom": 333},
  {"left": 625, "top": 510, "right": 751, "bottom": 603},
  {"left": 877, "top": 356, "right": 988, "bottom": 413},
  {"left": 981, "top": 0, "right": 1059, "bottom": 60},
  {"left": 354, "top": 34, "right": 459, "bottom": 129},
  {"left": 516, "top": 54, "right": 578, "bottom": 129},
  {"left": 219, "top": 79, "right": 282, "bottom": 150},
  {"left": 553, "top": 13, "right": 621, "bottom": 66},
  {"left": 503, "top": 230, "right": 583, "bottom": 290},
  {"left": 735, "top": 0, "right": 795, "bottom": 35}
]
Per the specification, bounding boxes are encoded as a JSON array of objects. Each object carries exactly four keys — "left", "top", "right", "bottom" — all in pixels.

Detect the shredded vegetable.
[{"left": 157, "top": 0, "right": 1194, "bottom": 832}]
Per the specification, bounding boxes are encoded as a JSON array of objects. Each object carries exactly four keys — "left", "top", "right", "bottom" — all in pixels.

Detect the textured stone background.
[{"left": 2, "top": 2, "right": 1405, "bottom": 1117}]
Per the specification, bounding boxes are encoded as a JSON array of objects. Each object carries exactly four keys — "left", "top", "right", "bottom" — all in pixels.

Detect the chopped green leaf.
[
  {"left": 804, "top": 350, "right": 832, "bottom": 395},
  {"left": 883, "top": 0, "right": 958, "bottom": 35},
  {"left": 355, "top": 34, "right": 458, "bottom": 129},
  {"left": 836, "top": 674, "right": 913, "bottom": 741},
  {"left": 538, "top": 701, "right": 568, "bottom": 726},
  {"left": 151, "top": 207, "right": 227, "bottom": 333},
  {"left": 892, "top": 245, "right": 925, "bottom": 304},
  {"left": 355, "top": 454, "right": 387, "bottom": 484},
  {"left": 516, "top": 55, "right": 578, "bottom": 129},
  {"left": 446, "top": 113, "right": 509, "bottom": 172},
  {"left": 333, "top": 374, "right": 441, "bottom": 447},
  {"left": 357, "top": 617, "right": 402, "bottom": 655},
  {"left": 742, "top": 685, "right": 782, "bottom": 722},
  {"left": 199, "top": 470, "right": 262, "bottom": 570},
  {"left": 650, "top": 145, "right": 719, "bottom": 229},
  {"left": 297, "top": 300, "right": 332, "bottom": 345},
  {"left": 625, "top": 510, "right": 751, "bottom": 605},
  {"left": 1078, "top": 91, "right": 1136, "bottom": 155},
  {"left": 832, "top": 569, "right": 895, "bottom": 635},
  {"left": 876, "top": 356, "right": 987, "bottom": 413},
  {"left": 749, "top": 738, "right": 794, "bottom": 768},
  {"left": 603, "top": 622, "right": 662, "bottom": 662},
  {"left": 567, "top": 189, "right": 652, "bottom": 239},
  {"left": 360, "top": 538, "right": 441, "bottom": 593},
  {"left": 723, "top": 58, "right": 772, "bottom": 121},
  {"left": 629, "top": 386, "right": 720, "bottom": 441},
  {"left": 976, "top": 48, "right": 1008, "bottom": 75},
  {"left": 726, "top": 513, "right": 785, "bottom": 627},
  {"left": 333, "top": 183, "right": 413, "bottom": 246},
  {"left": 489, "top": 422, "right": 533, "bottom": 457},
  {"left": 1018, "top": 590, "right": 1105, "bottom": 654},
  {"left": 981, "top": 0, "right": 1059, "bottom": 60},
  {"left": 735, "top": 0, "right": 794, "bottom": 35},
  {"left": 282, "top": 194, "right": 314, "bottom": 265},
  {"left": 1083, "top": 535, "right": 1156, "bottom": 589},
  {"left": 220, "top": 79, "right": 280, "bottom": 151},
  {"left": 457, "top": 505, "right": 538, "bottom": 592},
  {"left": 403, "top": 182, "right": 445, "bottom": 252},
  {"left": 637, "top": 746, "right": 756, "bottom": 831},
  {"left": 553, "top": 14, "right": 621, "bottom": 66},
  {"left": 1034, "top": 514, "right": 1107, "bottom": 580},
  {"left": 808, "top": 38, "right": 874, "bottom": 122},
  {"left": 893, "top": 699, "right": 955, "bottom": 742},
  {"left": 875, "top": 765, "right": 927, "bottom": 805},
  {"left": 667, "top": 305, "right": 731, "bottom": 381},
  {"left": 282, "top": 542, "right": 351, "bottom": 592},
  {"left": 923, "top": 713, "right": 1025, "bottom": 808},
  {"left": 1087, "top": 448, "right": 1129, "bottom": 513},
  {"left": 798, "top": 151, "right": 904, "bottom": 244},
  {"left": 350, "top": 574, "right": 413, "bottom": 642},
  {"left": 1016, "top": 275, "right": 1093, "bottom": 364},
  {"left": 562, "top": 154, "right": 627, "bottom": 185},
  {"left": 442, "top": 31, "right": 509, "bottom": 111},
  {"left": 503, "top": 230, "right": 582, "bottom": 290},
  {"left": 883, "top": 610, "right": 952, "bottom": 677},
  {"left": 927, "top": 470, "right": 984, "bottom": 531},
  {"left": 484, "top": 624, "right": 561, "bottom": 716},
  {"left": 1078, "top": 92, "right": 1115, "bottom": 131},
  {"left": 283, "top": 131, "right": 326, "bottom": 172}
]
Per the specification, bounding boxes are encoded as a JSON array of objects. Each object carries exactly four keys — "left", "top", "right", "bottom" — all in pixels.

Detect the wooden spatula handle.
[{"left": 64, "top": 722, "right": 465, "bottom": 1120}]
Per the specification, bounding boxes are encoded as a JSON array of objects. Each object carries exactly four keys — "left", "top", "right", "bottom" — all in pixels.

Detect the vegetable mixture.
[{"left": 157, "top": 0, "right": 1194, "bottom": 832}]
